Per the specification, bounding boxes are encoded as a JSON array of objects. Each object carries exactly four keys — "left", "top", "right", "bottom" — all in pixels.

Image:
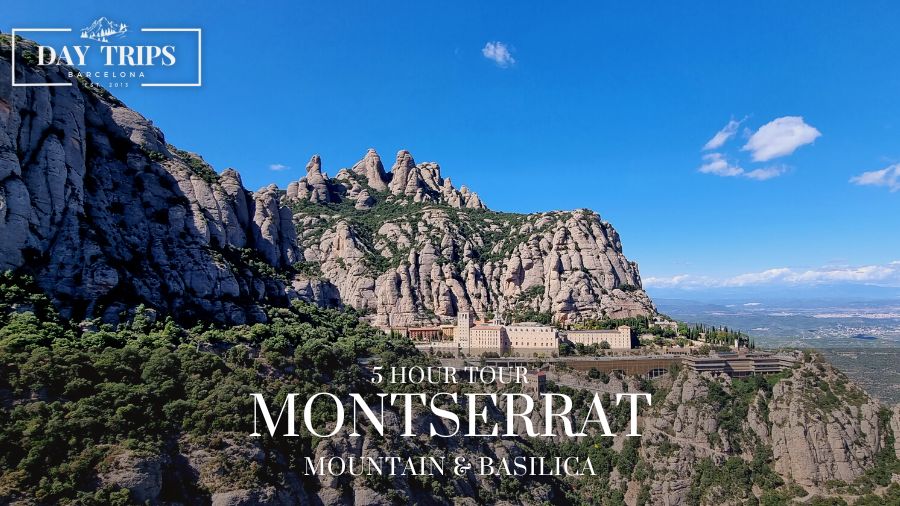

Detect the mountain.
[
  {"left": 2, "top": 276, "right": 898, "bottom": 504},
  {"left": 0, "top": 36, "right": 654, "bottom": 327},
  {"left": 2, "top": 35, "right": 900, "bottom": 506}
]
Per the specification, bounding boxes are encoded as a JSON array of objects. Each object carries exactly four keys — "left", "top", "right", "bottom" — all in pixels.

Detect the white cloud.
[
  {"left": 482, "top": 41, "right": 515, "bottom": 68},
  {"left": 724, "top": 268, "right": 793, "bottom": 286},
  {"left": 644, "top": 262, "right": 900, "bottom": 289},
  {"left": 744, "top": 165, "right": 788, "bottom": 181},
  {"left": 742, "top": 116, "right": 821, "bottom": 162},
  {"left": 698, "top": 153, "right": 743, "bottom": 177},
  {"left": 269, "top": 163, "right": 290, "bottom": 171},
  {"left": 702, "top": 119, "right": 742, "bottom": 151},
  {"left": 643, "top": 274, "right": 697, "bottom": 288},
  {"left": 850, "top": 163, "right": 900, "bottom": 192},
  {"left": 785, "top": 265, "right": 896, "bottom": 284},
  {"left": 697, "top": 155, "right": 789, "bottom": 180}
]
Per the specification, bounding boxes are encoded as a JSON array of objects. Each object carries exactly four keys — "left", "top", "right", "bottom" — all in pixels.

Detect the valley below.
[{"left": 656, "top": 297, "right": 900, "bottom": 405}]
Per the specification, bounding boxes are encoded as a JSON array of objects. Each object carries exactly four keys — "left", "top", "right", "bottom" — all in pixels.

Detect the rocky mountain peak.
[
  {"left": 350, "top": 148, "right": 388, "bottom": 191},
  {"left": 286, "top": 154, "right": 331, "bottom": 203},
  {"left": 0, "top": 40, "right": 302, "bottom": 324},
  {"left": 306, "top": 154, "right": 323, "bottom": 175},
  {"left": 392, "top": 149, "right": 416, "bottom": 170},
  {"left": 387, "top": 149, "right": 416, "bottom": 194},
  {"left": 284, "top": 148, "right": 486, "bottom": 210},
  {"left": 0, "top": 36, "right": 653, "bottom": 326}
]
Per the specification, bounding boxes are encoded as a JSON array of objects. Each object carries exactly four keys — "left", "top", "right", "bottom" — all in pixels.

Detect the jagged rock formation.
[
  {"left": 893, "top": 405, "right": 900, "bottom": 459},
  {"left": 768, "top": 360, "right": 883, "bottom": 487},
  {"left": 0, "top": 36, "right": 653, "bottom": 326},
  {"left": 351, "top": 148, "right": 388, "bottom": 191},
  {"left": 295, "top": 201, "right": 653, "bottom": 326},
  {"left": 286, "top": 149, "right": 486, "bottom": 210},
  {"left": 634, "top": 353, "right": 897, "bottom": 504},
  {"left": 0, "top": 39, "right": 299, "bottom": 324},
  {"left": 287, "top": 150, "right": 653, "bottom": 326},
  {"left": 87, "top": 351, "right": 900, "bottom": 506},
  {"left": 287, "top": 154, "right": 332, "bottom": 204}
]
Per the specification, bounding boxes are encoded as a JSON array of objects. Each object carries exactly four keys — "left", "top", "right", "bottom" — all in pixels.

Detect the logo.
[
  {"left": 11, "top": 16, "right": 201, "bottom": 88},
  {"left": 80, "top": 17, "right": 128, "bottom": 43}
]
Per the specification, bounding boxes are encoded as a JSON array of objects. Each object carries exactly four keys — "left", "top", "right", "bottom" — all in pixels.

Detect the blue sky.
[{"left": 6, "top": 1, "right": 900, "bottom": 290}]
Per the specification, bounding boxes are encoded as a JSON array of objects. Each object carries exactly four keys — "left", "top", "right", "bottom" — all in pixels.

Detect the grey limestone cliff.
[{"left": 0, "top": 36, "right": 654, "bottom": 326}]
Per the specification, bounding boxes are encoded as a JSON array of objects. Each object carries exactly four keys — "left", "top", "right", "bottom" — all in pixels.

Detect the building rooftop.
[
  {"left": 566, "top": 328, "right": 626, "bottom": 334},
  {"left": 507, "top": 322, "right": 553, "bottom": 327}
]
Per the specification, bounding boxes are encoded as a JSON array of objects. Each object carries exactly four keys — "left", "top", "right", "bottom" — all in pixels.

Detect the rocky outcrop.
[
  {"left": 287, "top": 149, "right": 486, "bottom": 210},
  {"left": 637, "top": 372, "right": 730, "bottom": 504},
  {"left": 893, "top": 405, "right": 900, "bottom": 459},
  {"left": 180, "top": 435, "right": 310, "bottom": 506},
  {"left": 633, "top": 354, "right": 897, "bottom": 505},
  {"left": 768, "top": 359, "right": 883, "bottom": 487},
  {"left": 0, "top": 40, "right": 298, "bottom": 324},
  {"left": 97, "top": 449, "right": 165, "bottom": 504},
  {"left": 0, "top": 36, "right": 653, "bottom": 327},
  {"left": 283, "top": 149, "right": 652, "bottom": 325},
  {"left": 289, "top": 154, "right": 333, "bottom": 204},
  {"left": 384, "top": 150, "right": 485, "bottom": 209},
  {"left": 351, "top": 148, "right": 388, "bottom": 191},
  {"left": 251, "top": 184, "right": 301, "bottom": 267},
  {"left": 297, "top": 205, "right": 653, "bottom": 326}
]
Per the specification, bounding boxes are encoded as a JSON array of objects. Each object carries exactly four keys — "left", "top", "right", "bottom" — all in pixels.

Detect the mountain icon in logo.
[{"left": 80, "top": 17, "right": 128, "bottom": 43}]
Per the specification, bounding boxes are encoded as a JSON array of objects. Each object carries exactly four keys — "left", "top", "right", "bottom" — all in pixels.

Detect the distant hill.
[{"left": 648, "top": 282, "right": 900, "bottom": 306}]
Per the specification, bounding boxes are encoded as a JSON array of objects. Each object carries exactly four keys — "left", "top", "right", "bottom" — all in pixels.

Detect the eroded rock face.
[
  {"left": 633, "top": 355, "right": 896, "bottom": 505},
  {"left": 768, "top": 360, "right": 882, "bottom": 487},
  {"left": 350, "top": 148, "right": 388, "bottom": 192},
  {"left": 0, "top": 43, "right": 298, "bottom": 324},
  {"left": 287, "top": 149, "right": 487, "bottom": 211},
  {"left": 0, "top": 38, "right": 653, "bottom": 326},
  {"left": 292, "top": 154, "right": 333, "bottom": 204},
  {"left": 892, "top": 405, "right": 900, "bottom": 459},
  {"left": 297, "top": 205, "right": 654, "bottom": 326},
  {"left": 178, "top": 435, "right": 310, "bottom": 506},
  {"left": 636, "top": 372, "right": 729, "bottom": 505},
  {"left": 284, "top": 149, "right": 653, "bottom": 325},
  {"left": 97, "top": 449, "right": 165, "bottom": 504}
]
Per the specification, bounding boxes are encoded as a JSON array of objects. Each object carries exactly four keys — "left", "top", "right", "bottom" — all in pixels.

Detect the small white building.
[
  {"left": 505, "top": 322, "right": 558, "bottom": 353},
  {"left": 444, "top": 309, "right": 559, "bottom": 356},
  {"left": 411, "top": 310, "right": 634, "bottom": 355},
  {"left": 565, "top": 326, "right": 633, "bottom": 349}
]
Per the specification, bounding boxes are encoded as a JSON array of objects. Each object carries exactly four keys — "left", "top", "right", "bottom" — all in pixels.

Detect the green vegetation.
[
  {"left": 505, "top": 308, "right": 553, "bottom": 325},
  {"left": 167, "top": 145, "right": 219, "bottom": 184},
  {"left": 678, "top": 322, "right": 751, "bottom": 347},
  {"left": 686, "top": 453, "right": 794, "bottom": 505},
  {"left": 504, "top": 285, "right": 553, "bottom": 324},
  {"left": 232, "top": 247, "right": 282, "bottom": 279},
  {"left": 704, "top": 373, "right": 788, "bottom": 453},
  {"left": 528, "top": 386, "right": 645, "bottom": 502},
  {"left": 140, "top": 145, "right": 167, "bottom": 163},
  {"left": 0, "top": 271, "right": 422, "bottom": 503},
  {"left": 287, "top": 186, "right": 546, "bottom": 278},
  {"left": 292, "top": 260, "right": 323, "bottom": 278}
]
